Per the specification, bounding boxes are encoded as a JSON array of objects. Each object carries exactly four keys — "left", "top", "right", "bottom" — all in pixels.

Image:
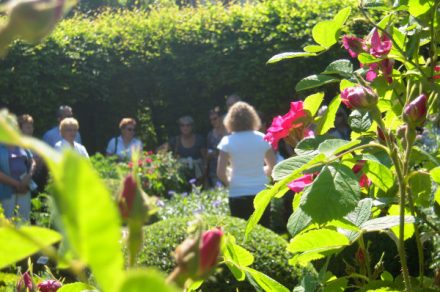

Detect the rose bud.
[
  {"left": 403, "top": 94, "right": 428, "bottom": 127},
  {"left": 118, "top": 174, "right": 137, "bottom": 219},
  {"left": 341, "top": 86, "right": 378, "bottom": 110},
  {"left": 342, "top": 35, "right": 366, "bottom": 58},
  {"left": 355, "top": 247, "right": 366, "bottom": 266},
  {"left": 37, "top": 279, "right": 62, "bottom": 292},
  {"left": 16, "top": 271, "right": 33, "bottom": 292},
  {"left": 198, "top": 228, "right": 223, "bottom": 276}
]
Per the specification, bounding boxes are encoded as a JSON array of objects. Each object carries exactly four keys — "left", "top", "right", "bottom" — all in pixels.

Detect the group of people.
[{"left": 1, "top": 95, "right": 351, "bottom": 228}]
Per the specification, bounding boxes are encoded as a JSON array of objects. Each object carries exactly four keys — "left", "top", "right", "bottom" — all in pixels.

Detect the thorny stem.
[
  {"left": 407, "top": 189, "right": 425, "bottom": 286},
  {"left": 373, "top": 107, "right": 412, "bottom": 291}
]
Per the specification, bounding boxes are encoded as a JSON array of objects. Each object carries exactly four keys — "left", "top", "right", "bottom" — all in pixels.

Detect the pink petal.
[{"left": 287, "top": 174, "right": 314, "bottom": 193}]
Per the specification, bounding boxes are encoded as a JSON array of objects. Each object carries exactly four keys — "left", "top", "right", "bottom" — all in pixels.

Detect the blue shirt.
[{"left": 43, "top": 126, "right": 81, "bottom": 147}]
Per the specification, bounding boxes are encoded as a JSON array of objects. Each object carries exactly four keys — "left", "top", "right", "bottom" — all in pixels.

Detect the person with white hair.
[{"left": 54, "top": 117, "right": 89, "bottom": 158}]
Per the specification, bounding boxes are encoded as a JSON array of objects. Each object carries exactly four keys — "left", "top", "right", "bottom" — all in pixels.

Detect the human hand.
[
  {"left": 21, "top": 173, "right": 32, "bottom": 186},
  {"left": 15, "top": 180, "right": 28, "bottom": 194}
]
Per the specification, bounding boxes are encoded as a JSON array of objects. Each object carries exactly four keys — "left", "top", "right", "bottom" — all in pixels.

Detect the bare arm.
[
  {"left": 263, "top": 148, "right": 276, "bottom": 178},
  {"left": 216, "top": 150, "right": 230, "bottom": 187},
  {"left": 0, "top": 171, "right": 27, "bottom": 193}
]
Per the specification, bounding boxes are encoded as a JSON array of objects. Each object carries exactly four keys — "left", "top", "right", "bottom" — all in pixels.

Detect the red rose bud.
[
  {"left": 198, "top": 228, "right": 223, "bottom": 276},
  {"left": 118, "top": 174, "right": 137, "bottom": 219},
  {"left": 356, "top": 247, "right": 366, "bottom": 266},
  {"left": 16, "top": 271, "right": 33, "bottom": 291},
  {"left": 341, "top": 86, "right": 378, "bottom": 110},
  {"left": 37, "top": 280, "right": 62, "bottom": 292},
  {"left": 403, "top": 94, "right": 428, "bottom": 127},
  {"left": 342, "top": 35, "right": 366, "bottom": 58}
]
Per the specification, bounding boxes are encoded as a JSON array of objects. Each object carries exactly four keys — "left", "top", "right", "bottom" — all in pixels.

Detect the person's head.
[
  {"left": 226, "top": 94, "right": 241, "bottom": 109},
  {"left": 209, "top": 107, "right": 223, "bottom": 129},
  {"left": 18, "top": 114, "right": 34, "bottom": 136},
  {"left": 224, "top": 101, "right": 261, "bottom": 132},
  {"left": 59, "top": 117, "right": 79, "bottom": 143},
  {"left": 57, "top": 105, "right": 73, "bottom": 122},
  {"left": 178, "top": 115, "right": 194, "bottom": 136},
  {"left": 119, "top": 118, "right": 137, "bottom": 140}
]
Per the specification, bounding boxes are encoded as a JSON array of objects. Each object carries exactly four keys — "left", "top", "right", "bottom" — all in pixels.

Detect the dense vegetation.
[{"left": 0, "top": 0, "right": 356, "bottom": 153}]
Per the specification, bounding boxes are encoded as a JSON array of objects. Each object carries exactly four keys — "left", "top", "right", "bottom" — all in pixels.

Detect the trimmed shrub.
[
  {"left": 0, "top": 0, "right": 357, "bottom": 153},
  {"left": 137, "top": 215, "right": 309, "bottom": 291}
]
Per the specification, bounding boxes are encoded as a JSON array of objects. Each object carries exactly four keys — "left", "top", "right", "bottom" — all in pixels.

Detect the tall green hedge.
[{"left": 0, "top": 0, "right": 356, "bottom": 152}]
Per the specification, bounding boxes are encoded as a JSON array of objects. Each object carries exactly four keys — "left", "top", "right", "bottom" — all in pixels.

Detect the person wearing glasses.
[
  {"left": 55, "top": 118, "right": 89, "bottom": 158},
  {"left": 106, "top": 118, "right": 142, "bottom": 161}
]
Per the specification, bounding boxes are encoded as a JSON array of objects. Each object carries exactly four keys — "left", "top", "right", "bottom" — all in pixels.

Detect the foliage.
[
  {"left": 136, "top": 215, "right": 308, "bottom": 291},
  {"left": 0, "top": 0, "right": 356, "bottom": 153},
  {"left": 156, "top": 186, "right": 229, "bottom": 220}
]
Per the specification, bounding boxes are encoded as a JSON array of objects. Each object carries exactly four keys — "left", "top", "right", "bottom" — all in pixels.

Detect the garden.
[{"left": 1, "top": 0, "right": 440, "bottom": 291}]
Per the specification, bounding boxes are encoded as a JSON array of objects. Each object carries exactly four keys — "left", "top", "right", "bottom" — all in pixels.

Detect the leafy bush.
[
  {"left": 136, "top": 215, "right": 307, "bottom": 290},
  {"left": 0, "top": 0, "right": 356, "bottom": 153},
  {"left": 156, "top": 186, "right": 229, "bottom": 220}
]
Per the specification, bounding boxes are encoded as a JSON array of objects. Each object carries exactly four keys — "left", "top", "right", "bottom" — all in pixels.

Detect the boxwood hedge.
[
  {"left": 136, "top": 215, "right": 312, "bottom": 291},
  {"left": 0, "top": 0, "right": 357, "bottom": 153}
]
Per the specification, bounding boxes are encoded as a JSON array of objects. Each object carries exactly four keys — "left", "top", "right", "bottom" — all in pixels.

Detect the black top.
[{"left": 169, "top": 134, "right": 206, "bottom": 159}]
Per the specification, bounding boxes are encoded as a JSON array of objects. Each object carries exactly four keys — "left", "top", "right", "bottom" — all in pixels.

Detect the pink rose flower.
[
  {"left": 287, "top": 174, "right": 314, "bottom": 193},
  {"left": 264, "top": 101, "right": 306, "bottom": 150},
  {"left": 342, "top": 35, "right": 366, "bottom": 58},
  {"left": 340, "top": 86, "right": 378, "bottom": 110},
  {"left": 369, "top": 28, "right": 392, "bottom": 57},
  {"left": 37, "top": 280, "right": 62, "bottom": 292}
]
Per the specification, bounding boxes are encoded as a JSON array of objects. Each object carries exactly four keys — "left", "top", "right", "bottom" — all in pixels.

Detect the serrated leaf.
[
  {"left": 303, "top": 92, "right": 324, "bottom": 117},
  {"left": 408, "top": 172, "right": 432, "bottom": 208},
  {"left": 312, "top": 21, "right": 340, "bottom": 48},
  {"left": 295, "top": 75, "right": 339, "bottom": 92},
  {"left": 272, "top": 154, "right": 317, "bottom": 181},
  {"left": 389, "top": 205, "right": 415, "bottom": 241},
  {"left": 349, "top": 110, "right": 372, "bottom": 133},
  {"left": 322, "top": 60, "right": 353, "bottom": 77},
  {"left": 295, "top": 136, "right": 331, "bottom": 156},
  {"left": 361, "top": 215, "right": 415, "bottom": 232},
  {"left": 304, "top": 45, "right": 326, "bottom": 53},
  {"left": 315, "top": 96, "right": 341, "bottom": 135},
  {"left": 318, "top": 139, "right": 351, "bottom": 157},
  {"left": 300, "top": 164, "right": 360, "bottom": 223},
  {"left": 267, "top": 52, "right": 317, "bottom": 64},
  {"left": 287, "top": 208, "right": 312, "bottom": 237},
  {"left": 222, "top": 234, "right": 254, "bottom": 281},
  {"left": 0, "top": 226, "right": 62, "bottom": 269},
  {"left": 341, "top": 198, "right": 373, "bottom": 242},
  {"left": 363, "top": 160, "right": 394, "bottom": 191}
]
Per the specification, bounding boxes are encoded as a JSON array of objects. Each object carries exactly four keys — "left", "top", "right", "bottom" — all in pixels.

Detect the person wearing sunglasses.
[{"left": 106, "top": 118, "right": 142, "bottom": 161}]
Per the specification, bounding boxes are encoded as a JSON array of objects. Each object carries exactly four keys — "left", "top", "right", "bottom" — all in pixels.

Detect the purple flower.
[
  {"left": 189, "top": 178, "right": 197, "bottom": 185},
  {"left": 156, "top": 199, "right": 165, "bottom": 207},
  {"left": 181, "top": 192, "right": 188, "bottom": 198},
  {"left": 193, "top": 206, "right": 205, "bottom": 215},
  {"left": 168, "top": 190, "right": 176, "bottom": 197},
  {"left": 212, "top": 199, "right": 222, "bottom": 208}
]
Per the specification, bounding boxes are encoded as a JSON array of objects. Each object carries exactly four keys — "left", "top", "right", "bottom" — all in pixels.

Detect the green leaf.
[
  {"left": 303, "top": 45, "right": 326, "bottom": 53},
  {"left": 272, "top": 154, "right": 317, "bottom": 181},
  {"left": 244, "top": 267, "right": 290, "bottom": 292},
  {"left": 295, "top": 75, "right": 339, "bottom": 92},
  {"left": 322, "top": 60, "right": 353, "bottom": 77},
  {"left": 267, "top": 52, "right": 317, "bottom": 64},
  {"left": 58, "top": 282, "right": 96, "bottom": 292},
  {"left": 300, "top": 164, "right": 360, "bottom": 224},
  {"left": 363, "top": 160, "right": 394, "bottom": 192},
  {"left": 358, "top": 53, "right": 378, "bottom": 64},
  {"left": 362, "top": 0, "right": 389, "bottom": 10},
  {"left": 51, "top": 152, "right": 123, "bottom": 292},
  {"left": 389, "top": 205, "right": 415, "bottom": 241},
  {"left": 222, "top": 234, "right": 254, "bottom": 281},
  {"left": 116, "top": 269, "right": 179, "bottom": 292},
  {"left": 361, "top": 216, "right": 415, "bottom": 232},
  {"left": 0, "top": 226, "right": 62, "bottom": 269},
  {"left": 431, "top": 167, "right": 440, "bottom": 205},
  {"left": 288, "top": 229, "right": 349, "bottom": 264},
  {"left": 315, "top": 96, "right": 341, "bottom": 135},
  {"left": 287, "top": 208, "right": 312, "bottom": 237},
  {"left": 333, "top": 7, "right": 351, "bottom": 26},
  {"left": 349, "top": 110, "right": 372, "bottom": 133},
  {"left": 408, "top": 0, "right": 432, "bottom": 17},
  {"left": 318, "top": 139, "right": 351, "bottom": 157},
  {"left": 324, "top": 277, "right": 348, "bottom": 292},
  {"left": 303, "top": 92, "right": 324, "bottom": 117},
  {"left": 312, "top": 21, "right": 340, "bottom": 48},
  {"left": 295, "top": 136, "right": 331, "bottom": 156},
  {"left": 408, "top": 172, "right": 432, "bottom": 208},
  {"left": 341, "top": 198, "right": 373, "bottom": 242}
]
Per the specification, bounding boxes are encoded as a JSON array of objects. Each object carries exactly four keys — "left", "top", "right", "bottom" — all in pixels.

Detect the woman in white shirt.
[
  {"left": 55, "top": 118, "right": 89, "bottom": 158},
  {"left": 106, "top": 118, "right": 142, "bottom": 161},
  {"left": 217, "top": 102, "right": 276, "bottom": 227}
]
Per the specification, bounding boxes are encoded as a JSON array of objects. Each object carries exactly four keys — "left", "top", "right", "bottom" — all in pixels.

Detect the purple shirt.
[{"left": 8, "top": 147, "right": 29, "bottom": 180}]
